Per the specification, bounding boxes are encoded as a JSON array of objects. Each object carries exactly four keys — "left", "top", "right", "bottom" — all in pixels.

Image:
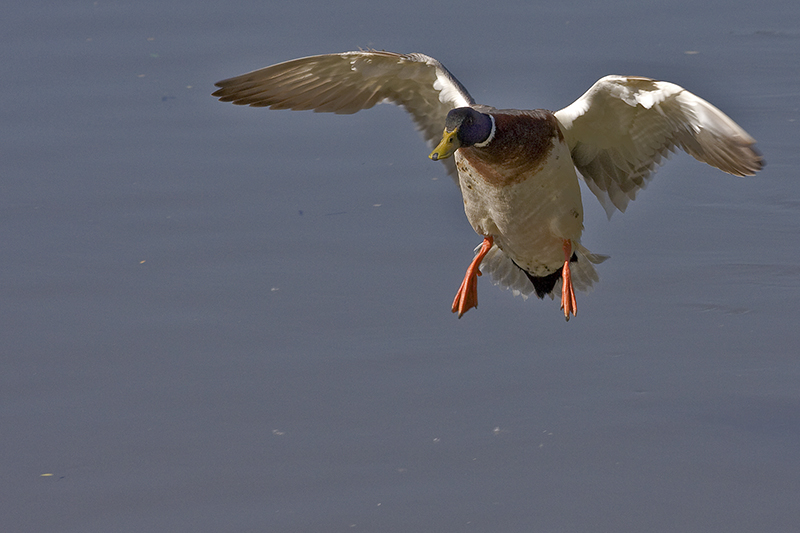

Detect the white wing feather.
[
  {"left": 555, "top": 75, "right": 763, "bottom": 217},
  {"left": 213, "top": 51, "right": 475, "bottom": 177}
]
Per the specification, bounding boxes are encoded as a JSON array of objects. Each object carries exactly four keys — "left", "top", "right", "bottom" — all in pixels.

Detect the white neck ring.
[{"left": 473, "top": 115, "right": 496, "bottom": 148}]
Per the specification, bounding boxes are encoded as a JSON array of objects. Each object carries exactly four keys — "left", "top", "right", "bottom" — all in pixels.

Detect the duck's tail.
[{"left": 477, "top": 242, "right": 608, "bottom": 300}]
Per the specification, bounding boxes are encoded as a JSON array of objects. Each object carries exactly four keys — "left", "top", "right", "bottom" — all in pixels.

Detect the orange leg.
[
  {"left": 560, "top": 239, "right": 577, "bottom": 321},
  {"left": 452, "top": 236, "right": 494, "bottom": 318}
]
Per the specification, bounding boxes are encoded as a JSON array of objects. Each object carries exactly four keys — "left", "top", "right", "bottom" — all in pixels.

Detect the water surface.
[{"left": 3, "top": 1, "right": 799, "bottom": 531}]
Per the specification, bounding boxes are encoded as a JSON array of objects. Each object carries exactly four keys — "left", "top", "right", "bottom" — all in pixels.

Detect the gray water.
[{"left": 3, "top": 1, "right": 800, "bottom": 532}]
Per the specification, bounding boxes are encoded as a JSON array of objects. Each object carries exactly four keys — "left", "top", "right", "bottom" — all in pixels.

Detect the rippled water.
[{"left": 3, "top": 1, "right": 799, "bottom": 531}]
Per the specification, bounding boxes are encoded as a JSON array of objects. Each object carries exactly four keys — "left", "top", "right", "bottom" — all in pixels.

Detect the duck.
[{"left": 212, "top": 50, "right": 763, "bottom": 320}]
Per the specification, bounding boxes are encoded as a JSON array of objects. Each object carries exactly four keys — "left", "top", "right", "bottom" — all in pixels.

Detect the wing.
[
  {"left": 554, "top": 75, "right": 763, "bottom": 217},
  {"left": 213, "top": 51, "right": 475, "bottom": 177}
]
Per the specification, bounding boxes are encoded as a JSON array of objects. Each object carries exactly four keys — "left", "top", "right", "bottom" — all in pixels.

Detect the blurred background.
[{"left": 3, "top": 1, "right": 799, "bottom": 531}]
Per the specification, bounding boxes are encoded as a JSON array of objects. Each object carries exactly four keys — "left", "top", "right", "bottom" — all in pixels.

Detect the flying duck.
[{"left": 212, "top": 50, "right": 762, "bottom": 320}]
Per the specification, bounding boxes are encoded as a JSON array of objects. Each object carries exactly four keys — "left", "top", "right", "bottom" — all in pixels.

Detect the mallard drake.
[{"left": 213, "top": 50, "right": 762, "bottom": 320}]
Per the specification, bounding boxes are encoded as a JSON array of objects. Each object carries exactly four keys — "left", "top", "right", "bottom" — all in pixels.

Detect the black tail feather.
[{"left": 514, "top": 253, "right": 577, "bottom": 299}]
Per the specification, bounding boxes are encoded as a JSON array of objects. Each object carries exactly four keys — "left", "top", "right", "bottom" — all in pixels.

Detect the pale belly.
[{"left": 455, "top": 143, "right": 584, "bottom": 276}]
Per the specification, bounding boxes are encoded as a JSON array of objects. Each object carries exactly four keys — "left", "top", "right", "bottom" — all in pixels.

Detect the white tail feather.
[{"left": 478, "top": 243, "right": 608, "bottom": 300}]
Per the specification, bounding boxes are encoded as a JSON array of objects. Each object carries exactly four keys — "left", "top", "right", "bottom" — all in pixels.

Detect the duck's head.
[{"left": 429, "top": 107, "right": 495, "bottom": 161}]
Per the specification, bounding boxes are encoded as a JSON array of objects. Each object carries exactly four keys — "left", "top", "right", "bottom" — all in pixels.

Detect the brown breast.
[{"left": 458, "top": 109, "right": 563, "bottom": 187}]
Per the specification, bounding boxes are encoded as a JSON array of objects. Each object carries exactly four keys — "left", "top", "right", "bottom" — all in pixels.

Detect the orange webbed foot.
[
  {"left": 560, "top": 239, "right": 577, "bottom": 321},
  {"left": 452, "top": 236, "right": 494, "bottom": 318}
]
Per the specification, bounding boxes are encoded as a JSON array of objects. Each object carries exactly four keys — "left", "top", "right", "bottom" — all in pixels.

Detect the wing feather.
[
  {"left": 555, "top": 75, "right": 763, "bottom": 216},
  {"left": 213, "top": 51, "right": 475, "bottom": 177}
]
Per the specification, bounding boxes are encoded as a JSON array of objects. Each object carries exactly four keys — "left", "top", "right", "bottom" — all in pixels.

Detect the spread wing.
[
  {"left": 554, "top": 75, "right": 763, "bottom": 217},
  {"left": 213, "top": 51, "right": 475, "bottom": 177}
]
